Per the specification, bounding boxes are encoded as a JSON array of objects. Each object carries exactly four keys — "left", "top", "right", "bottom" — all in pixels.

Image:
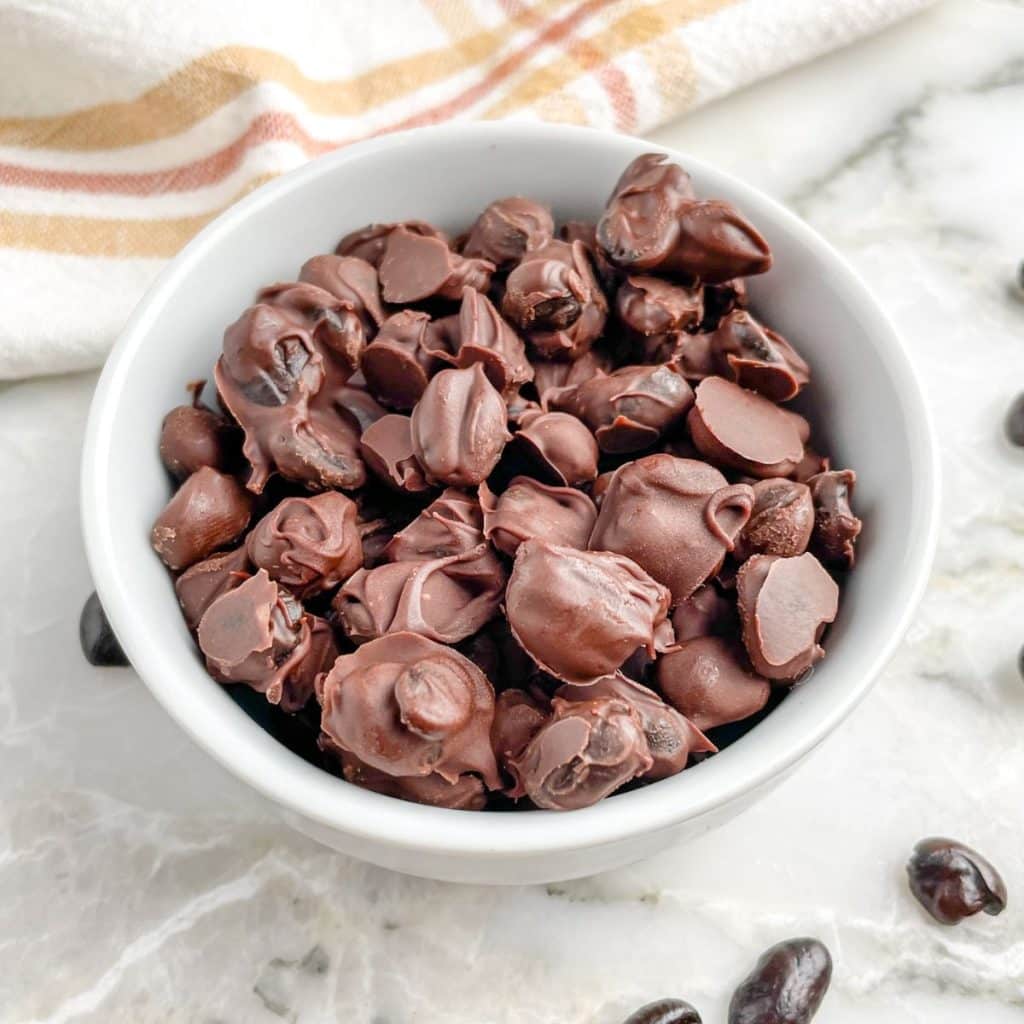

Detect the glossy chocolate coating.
[
  {"left": 590, "top": 455, "right": 754, "bottom": 602},
  {"left": 333, "top": 543, "right": 505, "bottom": 645},
  {"left": 792, "top": 447, "right": 830, "bottom": 483},
  {"left": 502, "top": 239, "right": 607, "bottom": 360},
  {"left": 558, "top": 673, "right": 713, "bottom": 780},
  {"left": 552, "top": 362, "right": 694, "bottom": 453},
  {"left": 160, "top": 383, "right": 238, "bottom": 480},
  {"left": 410, "top": 365, "right": 510, "bottom": 487},
  {"left": 318, "top": 631, "right": 500, "bottom": 788},
  {"left": 175, "top": 546, "right": 252, "bottom": 630},
  {"left": 558, "top": 219, "right": 619, "bottom": 291},
  {"left": 425, "top": 287, "right": 533, "bottom": 396},
  {"left": 359, "top": 413, "right": 431, "bottom": 494},
  {"left": 480, "top": 476, "right": 597, "bottom": 556},
  {"left": 384, "top": 488, "right": 483, "bottom": 562},
  {"left": 214, "top": 303, "right": 365, "bottom": 493},
  {"left": 665, "top": 200, "right": 772, "bottom": 284},
  {"left": 491, "top": 688, "right": 550, "bottom": 797},
  {"left": 505, "top": 540, "right": 673, "bottom": 683},
  {"left": 461, "top": 197, "right": 554, "bottom": 268},
  {"left": 807, "top": 470, "right": 861, "bottom": 568},
  {"left": 512, "top": 409, "right": 600, "bottom": 486},
  {"left": 151, "top": 466, "right": 253, "bottom": 571},
  {"left": 335, "top": 220, "right": 448, "bottom": 268},
  {"left": 906, "top": 837, "right": 1007, "bottom": 925},
  {"left": 596, "top": 153, "right": 697, "bottom": 273},
  {"left": 79, "top": 591, "right": 129, "bottom": 667},
  {"left": 197, "top": 570, "right": 334, "bottom": 711},
  {"left": 379, "top": 226, "right": 493, "bottom": 303},
  {"left": 688, "top": 377, "right": 805, "bottom": 478},
  {"left": 533, "top": 348, "right": 611, "bottom": 407},
  {"left": 361, "top": 310, "right": 444, "bottom": 411},
  {"left": 711, "top": 310, "right": 809, "bottom": 402},
  {"left": 737, "top": 553, "right": 838, "bottom": 681},
  {"left": 509, "top": 696, "right": 653, "bottom": 810},
  {"left": 336, "top": 748, "right": 488, "bottom": 810},
  {"left": 334, "top": 381, "right": 388, "bottom": 433},
  {"left": 657, "top": 637, "right": 771, "bottom": 731},
  {"left": 616, "top": 275, "right": 704, "bottom": 340},
  {"left": 245, "top": 490, "right": 362, "bottom": 597},
  {"left": 735, "top": 478, "right": 815, "bottom": 561},
  {"left": 298, "top": 253, "right": 385, "bottom": 332},
  {"left": 622, "top": 999, "right": 702, "bottom": 1024},
  {"left": 728, "top": 938, "right": 832, "bottom": 1024},
  {"left": 670, "top": 584, "right": 736, "bottom": 642}
]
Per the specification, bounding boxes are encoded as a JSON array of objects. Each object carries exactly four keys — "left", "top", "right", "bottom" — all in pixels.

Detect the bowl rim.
[{"left": 81, "top": 121, "right": 940, "bottom": 857}]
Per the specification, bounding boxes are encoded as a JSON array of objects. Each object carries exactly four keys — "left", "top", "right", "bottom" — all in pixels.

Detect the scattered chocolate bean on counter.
[
  {"left": 621, "top": 998, "right": 703, "bottom": 1024},
  {"left": 906, "top": 837, "right": 1007, "bottom": 925},
  {"left": 728, "top": 938, "right": 832, "bottom": 1024},
  {"left": 147, "top": 153, "right": 863, "bottom": 812},
  {"left": 79, "top": 591, "right": 129, "bottom": 667},
  {"left": 1004, "top": 392, "right": 1024, "bottom": 447}
]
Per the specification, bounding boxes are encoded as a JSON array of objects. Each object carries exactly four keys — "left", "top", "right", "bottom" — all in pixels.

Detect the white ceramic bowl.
[{"left": 81, "top": 122, "right": 939, "bottom": 885}]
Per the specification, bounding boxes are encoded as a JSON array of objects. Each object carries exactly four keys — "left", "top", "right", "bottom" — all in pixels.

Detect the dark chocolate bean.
[
  {"left": 1004, "top": 393, "right": 1024, "bottom": 447},
  {"left": 728, "top": 938, "right": 831, "bottom": 1024},
  {"left": 623, "top": 998, "right": 702, "bottom": 1024},
  {"left": 79, "top": 591, "right": 129, "bottom": 667},
  {"left": 906, "top": 837, "right": 1007, "bottom": 925}
]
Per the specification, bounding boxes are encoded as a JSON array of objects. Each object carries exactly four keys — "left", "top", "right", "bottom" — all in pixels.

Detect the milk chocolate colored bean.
[
  {"left": 735, "top": 479, "right": 814, "bottom": 561},
  {"left": 245, "top": 490, "right": 362, "bottom": 597},
  {"left": 502, "top": 239, "right": 607, "bottom": 360},
  {"left": 426, "top": 287, "right": 533, "bottom": 396},
  {"left": 511, "top": 409, "right": 600, "bottom": 486},
  {"left": 728, "top": 938, "right": 832, "bottom": 1024},
  {"left": 384, "top": 488, "right": 483, "bottom": 562},
  {"left": 558, "top": 673, "right": 713, "bottom": 780},
  {"left": 214, "top": 304, "right": 365, "bottom": 492},
  {"left": 480, "top": 476, "right": 597, "bottom": 556},
  {"left": 462, "top": 197, "right": 554, "bottom": 268},
  {"left": 670, "top": 584, "right": 735, "bottom": 642},
  {"left": 335, "top": 220, "right": 448, "bottom": 267},
  {"left": 552, "top": 363, "right": 694, "bottom": 453},
  {"left": 379, "top": 226, "right": 493, "bottom": 303},
  {"left": 333, "top": 544, "right": 505, "bottom": 645},
  {"left": 509, "top": 696, "right": 653, "bottom": 810},
  {"left": 410, "top": 365, "right": 510, "bottom": 487},
  {"left": 298, "top": 253, "right": 385, "bottom": 332},
  {"left": 711, "top": 310, "right": 809, "bottom": 402},
  {"left": 688, "top": 377, "right": 805, "bottom": 478},
  {"left": 491, "top": 688, "right": 550, "bottom": 796},
  {"left": 657, "top": 637, "right": 771, "bottom": 731},
  {"left": 596, "top": 153, "right": 696, "bottom": 272},
  {"left": 160, "top": 383, "right": 238, "bottom": 480},
  {"left": 359, "top": 414, "right": 431, "bottom": 494},
  {"left": 336, "top": 749, "right": 487, "bottom": 810},
  {"left": 664, "top": 200, "right": 772, "bottom": 284},
  {"left": 616, "top": 275, "right": 703, "bottom": 338},
  {"left": 151, "top": 466, "right": 253, "bottom": 571},
  {"left": 807, "top": 470, "right": 861, "bottom": 568},
  {"left": 198, "top": 570, "right": 334, "bottom": 711},
  {"left": 906, "top": 837, "right": 1007, "bottom": 925},
  {"left": 318, "top": 631, "right": 500, "bottom": 788},
  {"left": 533, "top": 349, "right": 611, "bottom": 407},
  {"left": 506, "top": 540, "right": 673, "bottom": 683},
  {"left": 175, "top": 546, "right": 251, "bottom": 630},
  {"left": 590, "top": 455, "right": 754, "bottom": 602},
  {"left": 361, "top": 310, "right": 444, "bottom": 411},
  {"left": 737, "top": 553, "right": 838, "bottom": 681}
]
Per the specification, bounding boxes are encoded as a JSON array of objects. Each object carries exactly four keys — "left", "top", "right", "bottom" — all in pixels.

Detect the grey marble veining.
[{"left": 2, "top": 1, "right": 1024, "bottom": 1020}]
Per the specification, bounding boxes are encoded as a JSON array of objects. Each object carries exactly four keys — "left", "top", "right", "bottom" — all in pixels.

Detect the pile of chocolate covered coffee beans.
[{"left": 151, "top": 154, "right": 862, "bottom": 812}]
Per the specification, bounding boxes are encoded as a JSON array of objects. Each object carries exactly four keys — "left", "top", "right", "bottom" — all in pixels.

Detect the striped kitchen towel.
[{"left": 0, "top": 0, "right": 932, "bottom": 379}]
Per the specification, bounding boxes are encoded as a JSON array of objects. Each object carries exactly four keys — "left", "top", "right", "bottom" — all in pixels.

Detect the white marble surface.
[{"left": 3, "top": 1, "right": 1024, "bottom": 1020}]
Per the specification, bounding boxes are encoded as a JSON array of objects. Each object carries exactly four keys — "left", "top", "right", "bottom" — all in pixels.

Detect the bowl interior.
[{"left": 83, "top": 123, "right": 937, "bottom": 855}]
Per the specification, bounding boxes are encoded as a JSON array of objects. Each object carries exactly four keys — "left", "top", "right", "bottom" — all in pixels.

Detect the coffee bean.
[
  {"left": 728, "top": 938, "right": 831, "bottom": 1024},
  {"left": 906, "top": 837, "right": 1006, "bottom": 925},
  {"left": 1005, "top": 393, "right": 1024, "bottom": 447},
  {"left": 623, "top": 998, "right": 702, "bottom": 1024},
  {"left": 79, "top": 591, "right": 129, "bottom": 667}
]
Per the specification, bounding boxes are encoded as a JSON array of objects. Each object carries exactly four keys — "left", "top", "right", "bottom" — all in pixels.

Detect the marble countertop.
[{"left": 3, "top": 1, "right": 1023, "bottom": 1020}]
